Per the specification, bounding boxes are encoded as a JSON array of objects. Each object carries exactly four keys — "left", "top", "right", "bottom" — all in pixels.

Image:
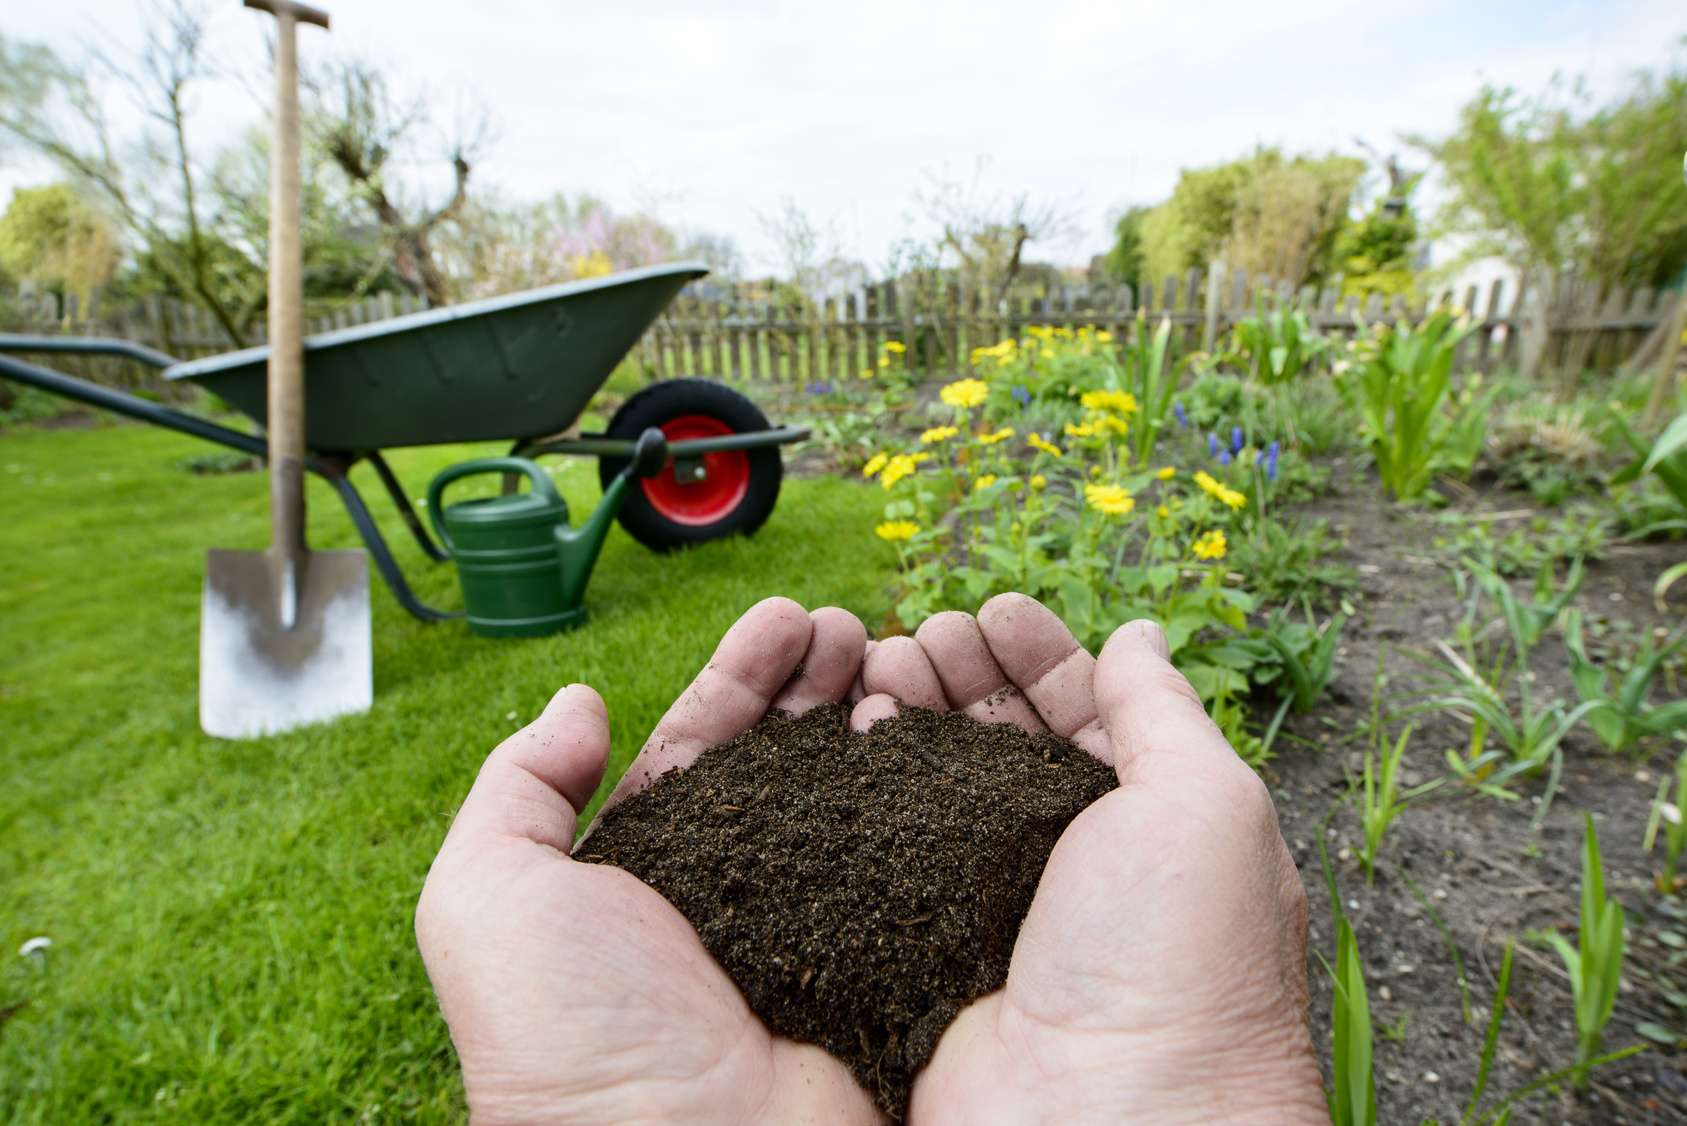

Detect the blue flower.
[
  {"left": 1011, "top": 385, "right": 1032, "bottom": 407},
  {"left": 1231, "top": 426, "right": 1245, "bottom": 454},
  {"left": 807, "top": 380, "right": 834, "bottom": 396},
  {"left": 1174, "top": 401, "right": 1189, "bottom": 428},
  {"left": 1264, "top": 440, "right": 1280, "bottom": 482},
  {"left": 1207, "top": 433, "right": 1220, "bottom": 457},
  {"left": 1216, "top": 449, "right": 1232, "bottom": 466}
]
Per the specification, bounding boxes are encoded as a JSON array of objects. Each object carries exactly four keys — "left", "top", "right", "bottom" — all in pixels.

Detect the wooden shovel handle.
[{"left": 245, "top": 0, "right": 328, "bottom": 554}]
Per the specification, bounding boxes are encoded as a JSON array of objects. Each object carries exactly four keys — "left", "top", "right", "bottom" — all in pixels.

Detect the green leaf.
[
  {"left": 1145, "top": 563, "right": 1179, "bottom": 594},
  {"left": 1643, "top": 412, "right": 1687, "bottom": 474},
  {"left": 1634, "top": 1021, "right": 1678, "bottom": 1046}
]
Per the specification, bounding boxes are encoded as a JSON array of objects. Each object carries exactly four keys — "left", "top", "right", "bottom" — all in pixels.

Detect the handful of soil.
[{"left": 578, "top": 704, "right": 1117, "bottom": 1118}]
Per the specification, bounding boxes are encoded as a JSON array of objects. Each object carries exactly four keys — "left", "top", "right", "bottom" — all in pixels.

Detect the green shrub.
[
  {"left": 1227, "top": 298, "right": 1327, "bottom": 385},
  {"left": 1334, "top": 308, "right": 1493, "bottom": 500}
]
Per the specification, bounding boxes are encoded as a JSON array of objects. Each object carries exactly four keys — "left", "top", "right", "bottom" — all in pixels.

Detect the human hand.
[
  {"left": 852, "top": 594, "right": 1327, "bottom": 1124},
  {"left": 416, "top": 598, "right": 886, "bottom": 1125}
]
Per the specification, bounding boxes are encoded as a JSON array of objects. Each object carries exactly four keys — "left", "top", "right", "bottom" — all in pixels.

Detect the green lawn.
[{"left": 0, "top": 419, "right": 894, "bottom": 1122}]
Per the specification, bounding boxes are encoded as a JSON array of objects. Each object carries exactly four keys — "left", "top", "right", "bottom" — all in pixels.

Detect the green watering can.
[{"left": 427, "top": 429, "right": 668, "bottom": 637}]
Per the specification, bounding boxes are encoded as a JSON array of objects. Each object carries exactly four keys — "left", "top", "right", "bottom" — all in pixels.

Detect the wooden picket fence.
[
  {"left": 636, "top": 268, "right": 1673, "bottom": 384},
  {"left": 3, "top": 267, "right": 1673, "bottom": 400}
]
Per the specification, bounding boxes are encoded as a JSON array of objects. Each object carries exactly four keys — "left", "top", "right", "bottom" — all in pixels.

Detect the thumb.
[
  {"left": 1094, "top": 619, "right": 1236, "bottom": 788},
  {"left": 443, "top": 683, "right": 611, "bottom": 853}
]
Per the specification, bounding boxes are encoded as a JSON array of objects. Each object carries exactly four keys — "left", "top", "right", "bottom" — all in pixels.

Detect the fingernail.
[{"left": 1127, "top": 619, "right": 1171, "bottom": 660}]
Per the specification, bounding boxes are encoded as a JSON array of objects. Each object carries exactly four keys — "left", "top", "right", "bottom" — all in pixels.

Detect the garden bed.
[
  {"left": 1276, "top": 473, "right": 1687, "bottom": 1122},
  {"left": 769, "top": 309, "right": 1687, "bottom": 1119}
]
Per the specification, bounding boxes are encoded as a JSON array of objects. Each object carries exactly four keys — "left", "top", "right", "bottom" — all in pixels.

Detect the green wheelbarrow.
[{"left": 0, "top": 261, "right": 806, "bottom": 622}]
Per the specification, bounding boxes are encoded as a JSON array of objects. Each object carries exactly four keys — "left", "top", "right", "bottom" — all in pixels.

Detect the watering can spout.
[{"left": 555, "top": 428, "right": 668, "bottom": 611}]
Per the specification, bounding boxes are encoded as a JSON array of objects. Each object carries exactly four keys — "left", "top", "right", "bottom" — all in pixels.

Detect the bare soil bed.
[{"left": 1280, "top": 459, "right": 1687, "bottom": 1123}]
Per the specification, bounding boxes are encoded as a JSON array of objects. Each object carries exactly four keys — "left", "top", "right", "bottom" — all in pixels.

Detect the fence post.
[{"left": 1201, "top": 264, "right": 1223, "bottom": 352}]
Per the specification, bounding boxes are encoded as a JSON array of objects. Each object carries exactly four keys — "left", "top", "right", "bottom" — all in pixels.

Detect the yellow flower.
[
  {"left": 1027, "top": 433, "right": 1064, "bottom": 458},
  {"left": 1155, "top": 504, "right": 1171, "bottom": 518},
  {"left": 883, "top": 340, "right": 907, "bottom": 354},
  {"left": 1193, "top": 470, "right": 1247, "bottom": 510},
  {"left": 1192, "top": 529, "right": 1228, "bottom": 561},
  {"left": 1096, "top": 330, "right": 1114, "bottom": 343},
  {"left": 973, "top": 475, "right": 997, "bottom": 491},
  {"left": 909, "top": 451, "right": 933, "bottom": 465},
  {"left": 875, "top": 520, "right": 919, "bottom": 542},
  {"left": 1064, "top": 422, "right": 1096, "bottom": 438},
  {"left": 1029, "top": 474, "right": 1047, "bottom": 491},
  {"left": 859, "top": 367, "right": 875, "bottom": 380},
  {"left": 878, "top": 356, "right": 891, "bottom": 368},
  {"left": 1156, "top": 466, "right": 1176, "bottom": 480},
  {"left": 1083, "top": 483, "right": 1136, "bottom": 516},
  {"left": 1080, "top": 389, "right": 1139, "bottom": 415},
  {"left": 1096, "top": 415, "right": 1129, "bottom": 436},
  {"left": 940, "top": 378, "right": 990, "bottom": 409},
  {"left": 879, "top": 454, "right": 922, "bottom": 489},
  {"left": 861, "top": 452, "right": 889, "bottom": 478},
  {"left": 976, "top": 426, "right": 1015, "bottom": 445},
  {"left": 1089, "top": 464, "right": 1102, "bottom": 478},
  {"left": 920, "top": 426, "right": 959, "bottom": 444}
]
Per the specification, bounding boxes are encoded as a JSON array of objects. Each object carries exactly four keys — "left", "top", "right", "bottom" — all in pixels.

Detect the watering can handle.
[{"left": 426, "top": 457, "right": 561, "bottom": 556}]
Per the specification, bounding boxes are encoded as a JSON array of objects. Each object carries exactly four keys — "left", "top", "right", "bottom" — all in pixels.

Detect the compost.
[{"left": 578, "top": 703, "right": 1116, "bottom": 1118}]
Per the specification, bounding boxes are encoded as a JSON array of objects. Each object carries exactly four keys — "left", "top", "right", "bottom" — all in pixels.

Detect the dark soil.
[
  {"left": 578, "top": 704, "right": 1116, "bottom": 1119},
  {"left": 1276, "top": 460, "right": 1687, "bottom": 1123}
]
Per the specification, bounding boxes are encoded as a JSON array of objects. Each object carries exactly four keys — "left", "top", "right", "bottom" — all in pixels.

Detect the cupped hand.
[
  {"left": 416, "top": 598, "right": 885, "bottom": 1126},
  {"left": 855, "top": 594, "right": 1327, "bottom": 1124}
]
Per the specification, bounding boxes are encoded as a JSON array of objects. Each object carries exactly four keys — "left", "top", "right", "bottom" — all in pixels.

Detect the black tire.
[{"left": 599, "top": 377, "right": 783, "bottom": 552}]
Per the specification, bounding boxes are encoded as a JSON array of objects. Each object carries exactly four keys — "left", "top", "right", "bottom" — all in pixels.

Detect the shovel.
[{"left": 201, "top": 0, "right": 371, "bottom": 739}]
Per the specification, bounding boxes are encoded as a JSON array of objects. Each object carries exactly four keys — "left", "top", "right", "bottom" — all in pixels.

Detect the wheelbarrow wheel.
[{"left": 599, "top": 378, "right": 782, "bottom": 552}]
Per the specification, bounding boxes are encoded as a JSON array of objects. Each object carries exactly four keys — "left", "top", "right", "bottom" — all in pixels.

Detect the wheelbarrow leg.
[
  {"left": 366, "top": 451, "right": 449, "bottom": 562},
  {"left": 323, "top": 470, "right": 461, "bottom": 622}
]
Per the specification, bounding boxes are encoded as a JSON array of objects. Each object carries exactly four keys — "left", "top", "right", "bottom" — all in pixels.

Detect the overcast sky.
[{"left": 3, "top": 0, "right": 1681, "bottom": 274}]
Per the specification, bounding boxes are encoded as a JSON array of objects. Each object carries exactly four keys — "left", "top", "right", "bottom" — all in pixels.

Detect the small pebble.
[
  {"left": 1424, "top": 1071, "right": 1440, "bottom": 1084},
  {"left": 1379, "top": 985, "right": 1392, "bottom": 1001},
  {"left": 1396, "top": 964, "right": 1415, "bottom": 975},
  {"left": 1338, "top": 847, "right": 1352, "bottom": 861}
]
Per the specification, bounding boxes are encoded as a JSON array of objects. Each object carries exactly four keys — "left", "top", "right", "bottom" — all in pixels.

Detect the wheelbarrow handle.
[
  {"left": 0, "top": 352, "right": 266, "bottom": 458},
  {"left": 0, "top": 334, "right": 179, "bottom": 370}
]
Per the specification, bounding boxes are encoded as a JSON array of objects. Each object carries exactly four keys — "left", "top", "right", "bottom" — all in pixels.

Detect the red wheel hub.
[{"left": 640, "top": 414, "right": 751, "bottom": 526}]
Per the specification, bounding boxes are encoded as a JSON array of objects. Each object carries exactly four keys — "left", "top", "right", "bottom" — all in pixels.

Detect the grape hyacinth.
[
  {"left": 1011, "top": 385, "right": 1032, "bottom": 407},
  {"left": 1174, "top": 400, "right": 1189, "bottom": 428},
  {"left": 1231, "top": 425, "right": 1245, "bottom": 455}
]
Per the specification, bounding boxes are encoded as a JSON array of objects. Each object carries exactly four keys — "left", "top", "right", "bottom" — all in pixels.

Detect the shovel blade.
[{"left": 200, "top": 548, "right": 372, "bottom": 739}]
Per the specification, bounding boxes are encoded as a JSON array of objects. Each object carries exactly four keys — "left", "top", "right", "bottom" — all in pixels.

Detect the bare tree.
[
  {"left": 915, "top": 160, "right": 1078, "bottom": 303},
  {"left": 755, "top": 198, "right": 864, "bottom": 306},
  {"left": 310, "top": 57, "right": 492, "bottom": 307},
  {"left": 0, "top": 3, "right": 266, "bottom": 346}
]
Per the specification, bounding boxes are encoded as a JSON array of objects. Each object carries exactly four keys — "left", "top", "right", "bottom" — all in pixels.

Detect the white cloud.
[{"left": 3, "top": 0, "right": 1680, "bottom": 275}]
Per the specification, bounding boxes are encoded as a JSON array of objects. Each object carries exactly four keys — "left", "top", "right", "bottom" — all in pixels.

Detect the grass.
[{"left": 0, "top": 418, "right": 895, "bottom": 1122}]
